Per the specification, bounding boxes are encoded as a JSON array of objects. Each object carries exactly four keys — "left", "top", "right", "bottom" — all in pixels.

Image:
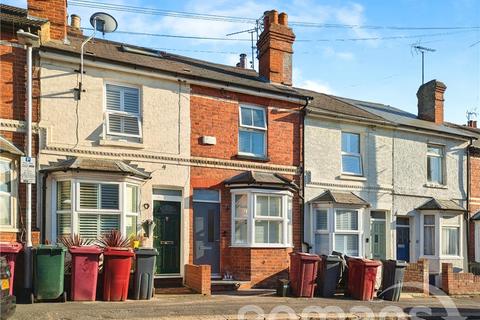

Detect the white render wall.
[
  {"left": 38, "top": 56, "right": 191, "bottom": 275},
  {"left": 304, "top": 115, "right": 469, "bottom": 272}
]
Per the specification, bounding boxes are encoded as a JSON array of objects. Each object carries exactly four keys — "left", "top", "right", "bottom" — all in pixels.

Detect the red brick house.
[
  {"left": 189, "top": 11, "right": 307, "bottom": 287},
  {"left": 0, "top": 4, "right": 47, "bottom": 244}
]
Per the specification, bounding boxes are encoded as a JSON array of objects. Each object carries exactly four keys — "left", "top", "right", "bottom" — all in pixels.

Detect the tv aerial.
[
  {"left": 412, "top": 44, "right": 436, "bottom": 85},
  {"left": 76, "top": 12, "right": 118, "bottom": 99}
]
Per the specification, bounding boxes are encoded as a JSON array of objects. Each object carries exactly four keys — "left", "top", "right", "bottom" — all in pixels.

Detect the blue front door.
[
  {"left": 396, "top": 219, "right": 410, "bottom": 262},
  {"left": 193, "top": 202, "right": 220, "bottom": 275}
]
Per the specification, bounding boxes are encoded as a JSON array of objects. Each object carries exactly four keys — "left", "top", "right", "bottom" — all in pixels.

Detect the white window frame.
[
  {"left": 475, "top": 221, "right": 480, "bottom": 263},
  {"left": 104, "top": 82, "right": 142, "bottom": 139},
  {"left": 230, "top": 189, "right": 292, "bottom": 248},
  {"left": 420, "top": 211, "right": 463, "bottom": 259},
  {"left": 440, "top": 214, "right": 461, "bottom": 258},
  {"left": 125, "top": 184, "right": 140, "bottom": 236},
  {"left": 313, "top": 208, "right": 330, "bottom": 256},
  {"left": 0, "top": 157, "right": 17, "bottom": 230},
  {"left": 52, "top": 176, "right": 141, "bottom": 242},
  {"left": 310, "top": 204, "right": 364, "bottom": 257},
  {"left": 238, "top": 105, "right": 267, "bottom": 158},
  {"left": 341, "top": 132, "right": 363, "bottom": 176},
  {"left": 426, "top": 144, "right": 445, "bottom": 185}
]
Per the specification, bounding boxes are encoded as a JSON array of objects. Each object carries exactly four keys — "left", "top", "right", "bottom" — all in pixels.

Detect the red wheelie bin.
[
  {"left": 289, "top": 252, "right": 320, "bottom": 298},
  {"left": 69, "top": 246, "right": 103, "bottom": 301},
  {"left": 347, "top": 258, "right": 381, "bottom": 300},
  {"left": 0, "top": 242, "right": 23, "bottom": 295},
  {"left": 102, "top": 247, "right": 134, "bottom": 301}
]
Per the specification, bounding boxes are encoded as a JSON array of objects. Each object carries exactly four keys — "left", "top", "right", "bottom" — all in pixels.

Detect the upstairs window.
[
  {"left": 341, "top": 132, "right": 362, "bottom": 176},
  {"left": 427, "top": 145, "right": 444, "bottom": 184},
  {"left": 105, "top": 84, "right": 141, "bottom": 138},
  {"left": 239, "top": 106, "right": 267, "bottom": 158}
]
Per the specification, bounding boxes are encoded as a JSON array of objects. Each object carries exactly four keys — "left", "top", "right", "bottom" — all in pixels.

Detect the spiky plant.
[
  {"left": 97, "top": 229, "right": 131, "bottom": 248},
  {"left": 59, "top": 233, "right": 94, "bottom": 248}
]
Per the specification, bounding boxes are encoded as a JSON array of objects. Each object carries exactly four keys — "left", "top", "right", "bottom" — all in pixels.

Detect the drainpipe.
[
  {"left": 466, "top": 137, "right": 473, "bottom": 265},
  {"left": 301, "top": 97, "right": 312, "bottom": 253}
]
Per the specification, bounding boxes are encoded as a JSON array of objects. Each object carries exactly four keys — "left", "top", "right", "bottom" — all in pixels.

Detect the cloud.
[
  {"left": 323, "top": 47, "right": 355, "bottom": 61},
  {"left": 293, "top": 67, "right": 335, "bottom": 94}
]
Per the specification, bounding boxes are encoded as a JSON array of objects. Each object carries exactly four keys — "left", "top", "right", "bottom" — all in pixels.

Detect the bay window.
[
  {"left": 441, "top": 215, "right": 460, "bottom": 256},
  {"left": 0, "top": 158, "right": 14, "bottom": 228},
  {"left": 312, "top": 206, "right": 363, "bottom": 257},
  {"left": 231, "top": 190, "right": 292, "bottom": 247},
  {"left": 54, "top": 179, "right": 140, "bottom": 241}
]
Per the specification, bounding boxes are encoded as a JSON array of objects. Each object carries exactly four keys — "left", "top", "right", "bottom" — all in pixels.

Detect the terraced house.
[{"left": 303, "top": 80, "right": 476, "bottom": 285}]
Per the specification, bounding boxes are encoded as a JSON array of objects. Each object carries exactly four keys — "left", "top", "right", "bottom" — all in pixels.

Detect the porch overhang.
[
  {"left": 472, "top": 211, "right": 480, "bottom": 221},
  {"left": 0, "top": 135, "right": 24, "bottom": 156},
  {"left": 40, "top": 156, "right": 151, "bottom": 180}
]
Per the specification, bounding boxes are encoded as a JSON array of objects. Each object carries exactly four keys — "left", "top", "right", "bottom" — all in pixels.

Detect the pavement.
[{"left": 11, "top": 291, "right": 480, "bottom": 319}]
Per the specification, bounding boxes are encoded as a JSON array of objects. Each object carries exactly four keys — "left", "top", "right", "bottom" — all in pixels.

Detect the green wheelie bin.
[{"left": 31, "top": 245, "right": 67, "bottom": 303}]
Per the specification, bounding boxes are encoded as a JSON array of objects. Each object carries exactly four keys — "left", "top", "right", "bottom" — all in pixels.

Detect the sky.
[{"left": 5, "top": 0, "right": 480, "bottom": 125}]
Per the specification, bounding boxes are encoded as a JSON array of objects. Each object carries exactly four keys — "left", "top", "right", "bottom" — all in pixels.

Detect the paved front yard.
[{"left": 12, "top": 291, "right": 480, "bottom": 319}]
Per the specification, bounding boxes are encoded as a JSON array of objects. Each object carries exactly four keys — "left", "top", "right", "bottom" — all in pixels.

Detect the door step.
[
  {"left": 211, "top": 280, "right": 251, "bottom": 292},
  {"left": 154, "top": 287, "right": 195, "bottom": 295}
]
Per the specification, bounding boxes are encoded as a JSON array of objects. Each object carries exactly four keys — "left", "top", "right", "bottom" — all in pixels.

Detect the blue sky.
[{"left": 7, "top": 0, "right": 480, "bottom": 124}]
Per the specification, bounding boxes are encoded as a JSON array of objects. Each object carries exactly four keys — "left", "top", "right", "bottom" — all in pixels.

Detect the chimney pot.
[
  {"left": 279, "top": 13, "right": 288, "bottom": 26},
  {"left": 468, "top": 120, "right": 478, "bottom": 128},
  {"left": 71, "top": 14, "right": 81, "bottom": 29},
  {"left": 238, "top": 53, "right": 248, "bottom": 69},
  {"left": 268, "top": 10, "right": 279, "bottom": 25},
  {"left": 417, "top": 79, "right": 446, "bottom": 124}
]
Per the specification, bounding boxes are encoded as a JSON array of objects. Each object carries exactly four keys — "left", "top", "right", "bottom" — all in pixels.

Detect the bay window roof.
[
  {"left": 224, "top": 171, "right": 298, "bottom": 191},
  {"left": 311, "top": 190, "right": 369, "bottom": 207},
  {"left": 472, "top": 211, "right": 480, "bottom": 221},
  {"left": 416, "top": 198, "right": 465, "bottom": 212},
  {"left": 0, "top": 135, "right": 24, "bottom": 156},
  {"left": 41, "top": 157, "right": 151, "bottom": 179}
]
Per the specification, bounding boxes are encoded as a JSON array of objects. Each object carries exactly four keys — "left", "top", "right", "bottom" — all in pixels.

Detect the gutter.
[{"left": 39, "top": 50, "right": 309, "bottom": 105}]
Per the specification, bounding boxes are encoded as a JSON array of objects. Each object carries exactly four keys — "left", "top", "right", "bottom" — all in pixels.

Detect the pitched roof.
[
  {"left": 310, "top": 190, "right": 369, "bottom": 207},
  {"left": 40, "top": 36, "right": 309, "bottom": 101},
  {"left": 41, "top": 157, "right": 151, "bottom": 179},
  {"left": 445, "top": 122, "right": 480, "bottom": 148},
  {"left": 224, "top": 171, "right": 298, "bottom": 190},
  {"left": 416, "top": 198, "right": 465, "bottom": 211},
  {"left": 0, "top": 4, "right": 46, "bottom": 28},
  {"left": 0, "top": 135, "right": 24, "bottom": 155}
]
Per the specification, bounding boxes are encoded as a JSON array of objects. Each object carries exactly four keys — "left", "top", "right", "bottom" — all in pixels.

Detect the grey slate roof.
[
  {"left": 224, "top": 171, "right": 298, "bottom": 190},
  {"left": 472, "top": 211, "right": 480, "bottom": 221},
  {"left": 416, "top": 198, "right": 465, "bottom": 211},
  {"left": 310, "top": 190, "right": 369, "bottom": 207},
  {"left": 41, "top": 157, "right": 151, "bottom": 179},
  {"left": 0, "top": 135, "right": 24, "bottom": 155},
  {"left": 0, "top": 4, "right": 47, "bottom": 28},
  {"left": 445, "top": 122, "right": 480, "bottom": 148}
]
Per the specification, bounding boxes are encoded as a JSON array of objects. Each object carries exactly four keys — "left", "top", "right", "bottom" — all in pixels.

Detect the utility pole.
[{"left": 413, "top": 45, "right": 436, "bottom": 84}]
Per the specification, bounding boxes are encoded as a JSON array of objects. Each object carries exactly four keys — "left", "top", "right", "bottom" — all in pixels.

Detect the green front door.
[
  {"left": 153, "top": 200, "right": 181, "bottom": 274},
  {"left": 371, "top": 220, "right": 386, "bottom": 260}
]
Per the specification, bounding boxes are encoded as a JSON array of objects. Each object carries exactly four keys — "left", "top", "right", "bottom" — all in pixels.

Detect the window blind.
[{"left": 335, "top": 210, "right": 358, "bottom": 230}]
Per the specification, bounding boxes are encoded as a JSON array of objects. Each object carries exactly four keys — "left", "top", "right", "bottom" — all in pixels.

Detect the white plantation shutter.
[
  {"left": 79, "top": 183, "right": 99, "bottom": 209},
  {"left": 335, "top": 210, "right": 358, "bottom": 230},
  {"left": 100, "top": 184, "right": 119, "bottom": 210},
  {"left": 79, "top": 183, "right": 119, "bottom": 210},
  {"left": 57, "top": 213, "right": 71, "bottom": 237},
  {"left": 105, "top": 84, "right": 141, "bottom": 137},
  {"left": 57, "top": 181, "right": 71, "bottom": 210},
  {"left": 100, "top": 215, "right": 120, "bottom": 234},
  {"left": 78, "top": 214, "right": 120, "bottom": 239}
]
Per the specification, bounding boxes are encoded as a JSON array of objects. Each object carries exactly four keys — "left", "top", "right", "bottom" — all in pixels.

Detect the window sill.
[
  {"left": 338, "top": 174, "right": 367, "bottom": 182},
  {"left": 99, "top": 139, "right": 144, "bottom": 149},
  {"left": 420, "top": 255, "right": 463, "bottom": 260},
  {"left": 230, "top": 244, "right": 294, "bottom": 249},
  {"left": 424, "top": 183, "right": 448, "bottom": 189},
  {"left": 235, "top": 154, "right": 270, "bottom": 162},
  {"left": 0, "top": 227, "right": 19, "bottom": 233}
]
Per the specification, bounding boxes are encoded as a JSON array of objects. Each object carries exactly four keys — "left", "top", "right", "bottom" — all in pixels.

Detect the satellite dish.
[{"left": 90, "top": 12, "right": 118, "bottom": 34}]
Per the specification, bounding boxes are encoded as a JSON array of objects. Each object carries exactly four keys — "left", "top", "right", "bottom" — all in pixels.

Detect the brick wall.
[
  {"left": 184, "top": 264, "right": 211, "bottom": 295},
  {"left": 27, "top": 0, "right": 67, "bottom": 41},
  {"left": 0, "top": 26, "right": 40, "bottom": 238},
  {"left": 469, "top": 149, "right": 480, "bottom": 261},
  {"left": 403, "top": 259, "right": 429, "bottom": 295},
  {"left": 442, "top": 263, "right": 480, "bottom": 295}
]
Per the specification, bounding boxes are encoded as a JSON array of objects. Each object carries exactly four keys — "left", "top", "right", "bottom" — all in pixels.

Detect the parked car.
[{"left": 1, "top": 256, "right": 15, "bottom": 319}]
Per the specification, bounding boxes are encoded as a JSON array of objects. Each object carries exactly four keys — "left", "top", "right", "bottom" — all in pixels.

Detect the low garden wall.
[
  {"left": 442, "top": 263, "right": 480, "bottom": 295},
  {"left": 402, "top": 259, "right": 429, "bottom": 295},
  {"left": 184, "top": 264, "right": 211, "bottom": 296}
]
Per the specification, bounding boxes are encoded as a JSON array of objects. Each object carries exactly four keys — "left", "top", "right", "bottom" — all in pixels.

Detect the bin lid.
[
  {"left": 290, "top": 252, "right": 321, "bottom": 261},
  {"left": 34, "top": 244, "right": 66, "bottom": 254},
  {"left": 103, "top": 247, "right": 134, "bottom": 257},
  {"left": 348, "top": 258, "right": 381, "bottom": 267},
  {"left": 385, "top": 259, "right": 408, "bottom": 268},
  {"left": 0, "top": 242, "right": 23, "bottom": 253},
  {"left": 134, "top": 248, "right": 158, "bottom": 256},
  {"left": 322, "top": 254, "right": 343, "bottom": 262},
  {"left": 69, "top": 245, "right": 103, "bottom": 255}
]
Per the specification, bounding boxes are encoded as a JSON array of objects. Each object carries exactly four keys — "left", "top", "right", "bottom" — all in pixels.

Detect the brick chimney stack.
[
  {"left": 257, "top": 10, "right": 295, "bottom": 86},
  {"left": 467, "top": 120, "right": 477, "bottom": 128},
  {"left": 417, "top": 79, "right": 446, "bottom": 124},
  {"left": 27, "top": 0, "right": 68, "bottom": 42}
]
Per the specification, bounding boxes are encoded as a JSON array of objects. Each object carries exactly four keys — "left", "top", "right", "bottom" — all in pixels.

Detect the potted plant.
[
  {"left": 97, "top": 230, "right": 134, "bottom": 301},
  {"left": 59, "top": 234, "right": 102, "bottom": 301}
]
